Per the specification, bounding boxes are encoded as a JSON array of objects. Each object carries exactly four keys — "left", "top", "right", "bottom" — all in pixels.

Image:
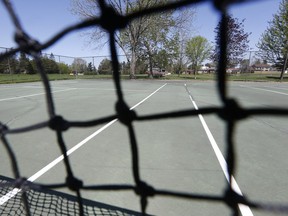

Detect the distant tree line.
[
  {"left": 2, "top": 0, "right": 287, "bottom": 78},
  {"left": 0, "top": 51, "right": 71, "bottom": 74}
]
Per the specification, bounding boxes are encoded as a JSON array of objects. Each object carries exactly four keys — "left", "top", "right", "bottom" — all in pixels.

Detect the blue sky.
[{"left": 1, "top": 0, "right": 281, "bottom": 66}]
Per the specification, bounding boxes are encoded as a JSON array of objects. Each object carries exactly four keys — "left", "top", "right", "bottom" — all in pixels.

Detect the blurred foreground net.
[
  {"left": 0, "top": 176, "right": 144, "bottom": 216},
  {"left": 1, "top": 0, "right": 288, "bottom": 215}
]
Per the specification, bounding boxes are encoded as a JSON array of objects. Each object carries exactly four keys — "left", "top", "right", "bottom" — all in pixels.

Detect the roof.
[{"left": 251, "top": 64, "right": 271, "bottom": 68}]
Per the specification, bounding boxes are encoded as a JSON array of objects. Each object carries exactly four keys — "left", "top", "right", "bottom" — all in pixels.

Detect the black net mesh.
[
  {"left": 1, "top": 0, "right": 288, "bottom": 215},
  {"left": 0, "top": 176, "right": 144, "bottom": 215}
]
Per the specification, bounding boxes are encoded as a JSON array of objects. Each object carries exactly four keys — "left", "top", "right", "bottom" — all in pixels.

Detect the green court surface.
[{"left": 1, "top": 80, "right": 288, "bottom": 216}]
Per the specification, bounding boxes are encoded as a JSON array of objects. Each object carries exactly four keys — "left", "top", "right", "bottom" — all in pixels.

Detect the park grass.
[
  {"left": 0, "top": 74, "right": 73, "bottom": 84},
  {"left": 161, "top": 71, "right": 288, "bottom": 82},
  {"left": 0, "top": 71, "right": 287, "bottom": 84}
]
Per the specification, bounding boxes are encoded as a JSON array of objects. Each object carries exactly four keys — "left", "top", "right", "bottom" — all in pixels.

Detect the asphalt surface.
[{"left": 0, "top": 79, "right": 288, "bottom": 216}]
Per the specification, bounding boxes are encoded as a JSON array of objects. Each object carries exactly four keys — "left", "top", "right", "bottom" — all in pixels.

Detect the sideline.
[{"left": 185, "top": 84, "right": 254, "bottom": 216}]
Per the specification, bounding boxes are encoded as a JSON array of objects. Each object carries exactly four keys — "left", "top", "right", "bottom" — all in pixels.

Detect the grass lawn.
[
  {"left": 0, "top": 71, "right": 287, "bottom": 84},
  {"left": 0, "top": 74, "right": 74, "bottom": 84}
]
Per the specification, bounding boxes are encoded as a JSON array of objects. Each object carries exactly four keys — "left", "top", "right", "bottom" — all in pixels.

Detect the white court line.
[
  {"left": 0, "top": 83, "right": 167, "bottom": 205},
  {"left": 0, "top": 89, "right": 77, "bottom": 102},
  {"left": 263, "top": 86, "right": 288, "bottom": 91},
  {"left": 185, "top": 84, "right": 253, "bottom": 216},
  {"left": 241, "top": 85, "right": 288, "bottom": 96}
]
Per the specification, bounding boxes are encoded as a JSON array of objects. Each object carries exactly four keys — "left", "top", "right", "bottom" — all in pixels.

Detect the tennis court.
[{"left": 1, "top": 79, "right": 288, "bottom": 215}]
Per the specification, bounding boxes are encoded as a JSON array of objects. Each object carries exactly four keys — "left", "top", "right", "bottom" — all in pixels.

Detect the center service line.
[
  {"left": 184, "top": 84, "right": 253, "bottom": 216},
  {"left": 0, "top": 83, "right": 167, "bottom": 205}
]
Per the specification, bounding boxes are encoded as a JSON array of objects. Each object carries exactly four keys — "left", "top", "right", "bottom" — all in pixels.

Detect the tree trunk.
[
  {"left": 148, "top": 54, "right": 153, "bottom": 79},
  {"left": 130, "top": 50, "right": 137, "bottom": 79},
  {"left": 280, "top": 52, "right": 288, "bottom": 81}
]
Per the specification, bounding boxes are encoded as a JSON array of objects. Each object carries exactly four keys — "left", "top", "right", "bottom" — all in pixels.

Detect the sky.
[{"left": 0, "top": 0, "right": 282, "bottom": 66}]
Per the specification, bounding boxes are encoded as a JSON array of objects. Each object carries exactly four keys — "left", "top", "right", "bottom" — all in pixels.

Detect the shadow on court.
[{"left": 0, "top": 175, "right": 149, "bottom": 216}]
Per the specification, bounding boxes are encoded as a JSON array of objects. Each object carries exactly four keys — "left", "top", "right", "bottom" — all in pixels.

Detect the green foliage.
[
  {"left": 185, "top": 36, "right": 212, "bottom": 74},
  {"left": 58, "top": 62, "right": 70, "bottom": 74},
  {"left": 120, "top": 61, "right": 130, "bottom": 74},
  {"left": 98, "top": 58, "right": 113, "bottom": 74},
  {"left": 71, "top": 0, "right": 193, "bottom": 78},
  {"left": 135, "top": 59, "right": 147, "bottom": 74},
  {"left": 40, "top": 57, "right": 59, "bottom": 74},
  {"left": 87, "top": 62, "right": 93, "bottom": 72},
  {"left": 257, "top": 0, "right": 288, "bottom": 72},
  {"left": 19, "top": 52, "right": 35, "bottom": 74},
  {"left": 0, "top": 53, "right": 19, "bottom": 74}
]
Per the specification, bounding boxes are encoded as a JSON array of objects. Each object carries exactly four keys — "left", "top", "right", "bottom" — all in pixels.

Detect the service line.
[
  {"left": 0, "top": 88, "right": 77, "bottom": 102},
  {"left": 184, "top": 84, "right": 253, "bottom": 216},
  {"left": 0, "top": 83, "right": 167, "bottom": 205}
]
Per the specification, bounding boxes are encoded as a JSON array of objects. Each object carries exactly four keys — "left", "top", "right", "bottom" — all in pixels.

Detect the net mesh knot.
[
  {"left": 213, "top": 0, "right": 244, "bottom": 11},
  {"left": 15, "top": 31, "right": 41, "bottom": 54},
  {"left": 100, "top": 6, "right": 127, "bottom": 32},
  {"left": 116, "top": 101, "right": 136, "bottom": 125},
  {"left": 49, "top": 116, "right": 70, "bottom": 132},
  {"left": 135, "top": 181, "right": 155, "bottom": 198},
  {"left": 66, "top": 176, "right": 83, "bottom": 192},
  {"left": 224, "top": 188, "right": 248, "bottom": 210},
  {"left": 218, "top": 99, "right": 248, "bottom": 121}
]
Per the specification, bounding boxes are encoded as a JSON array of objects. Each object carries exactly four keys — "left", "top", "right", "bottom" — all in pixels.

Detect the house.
[
  {"left": 226, "top": 68, "right": 240, "bottom": 74},
  {"left": 184, "top": 65, "right": 216, "bottom": 74},
  {"left": 251, "top": 64, "right": 271, "bottom": 71}
]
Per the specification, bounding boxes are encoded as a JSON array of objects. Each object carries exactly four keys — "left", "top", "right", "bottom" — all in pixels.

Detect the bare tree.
[
  {"left": 72, "top": 58, "right": 87, "bottom": 74},
  {"left": 71, "top": 0, "right": 194, "bottom": 78}
]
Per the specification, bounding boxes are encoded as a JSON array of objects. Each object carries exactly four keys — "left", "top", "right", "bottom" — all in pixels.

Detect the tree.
[
  {"left": 153, "top": 50, "right": 169, "bottom": 70},
  {"left": 58, "top": 62, "right": 70, "bottom": 74},
  {"left": 185, "top": 36, "right": 212, "bottom": 75},
  {"left": 257, "top": 0, "right": 288, "bottom": 79},
  {"left": 72, "top": 58, "right": 87, "bottom": 74},
  {"left": 19, "top": 52, "right": 35, "bottom": 74},
  {"left": 98, "top": 58, "right": 113, "bottom": 74},
  {"left": 212, "top": 15, "right": 250, "bottom": 68},
  {"left": 40, "top": 57, "right": 59, "bottom": 74},
  {"left": 120, "top": 61, "right": 130, "bottom": 74},
  {"left": 172, "top": 30, "right": 191, "bottom": 75},
  {"left": 87, "top": 62, "right": 93, "bottom": 72},
  {"left": 71, "top": 0, "right": 194, "bottom": 78},
  {"left": 0, "top": 49, "right": 19, "bottom": 74},
  {"left": 49, "top": 53, "right": 56, "bottom": 61},
  {"left": 239, "top": 59, "right": 250, "bottom": 73}
]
